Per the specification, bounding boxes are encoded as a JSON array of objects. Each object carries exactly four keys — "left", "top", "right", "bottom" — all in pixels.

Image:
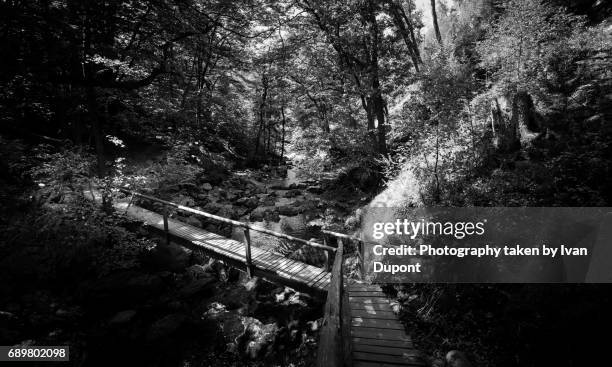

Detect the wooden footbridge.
[{"left": 85, "top": 188, "right": 425, "bottom": 366}]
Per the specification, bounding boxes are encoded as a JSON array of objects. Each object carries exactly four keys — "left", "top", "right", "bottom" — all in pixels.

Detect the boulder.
[
  {"left": 237, "top": 317, "right": 279, "bottom": 359},
  {"left": 182, "top": 215, "right": 201, "bottom": 227},
  {"left": 236, "top": 197, "right": 259, "bottom": 209},
  {"left": 202, "top": 183, "right": 213, "bottom": 191},
  {"left": 203, "top": 202, "right": 222, "bottom": 214},
  {"left": 306, "top": 185, "right": 323, "bottom": 194},
  {"left": 172, "top": 194, "right": 196, "bottom": 207},
  {"left": 289, "top": 183, "right": 307, "bottom": 189},
  {"left": 277, "top": 205, "right": 299, "bottom": 216},
  {"left": 249, "top": 206, "right": 279, "bottom": 222},
  {"left": 186, "top": 264, "right": 210, "bottom": 280},
  {"left": 445, "top": 350, "right": 473, "bottom": 367},
  {"left": 284, "top": 189, "right": 301, "bottom": 198}
]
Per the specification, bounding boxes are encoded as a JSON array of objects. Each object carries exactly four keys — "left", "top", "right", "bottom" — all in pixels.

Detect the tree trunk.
[
  {"left": 511, "top": 91, "right": 541, "bottom": 146},
  {"left": 366, "top": 0, "right": 387, "bottom": 154},
  {"left": 280, "top": 105, "right": 286, "bottom": 162},
  {"left": 388, "top": 0, "right": 421, "bottom": 71},
  {"left": 87, "top": 86, "right": 106, "bottom": 178},
  {"left": 254, "top": 75, "right": 269, "bottom": 158},
  {"left": 430, "top": 0, "right": 442, "bottom": 44}
]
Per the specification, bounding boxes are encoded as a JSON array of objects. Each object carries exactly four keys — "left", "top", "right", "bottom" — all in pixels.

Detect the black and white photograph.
[{"left": 1, "top": 0, "right": 611, "bottom": 366}]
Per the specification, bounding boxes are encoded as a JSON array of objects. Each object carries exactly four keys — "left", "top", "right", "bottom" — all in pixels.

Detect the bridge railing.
[
  {"left": 316, "top": 230, "right": 369, "bottom": 367},
  {"left": 316, "top": 237, "right": 350, "bottom": 367},
  {"left": 117, "top": 188, "right": 337, "bottom": 277}
]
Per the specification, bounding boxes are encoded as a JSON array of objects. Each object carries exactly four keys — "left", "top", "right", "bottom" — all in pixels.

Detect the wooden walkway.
[
  {"left": 118, "top": 201, "right": 331, "bottom": 294},
  {"left": 348, "top": 283, "right": 425, "bottom": 367},
  {"left": 84, "top": 189, "right": 332, "bottom": 295},
  {"left": 317, "top": 232, "right": 425, "bottom": 367}
]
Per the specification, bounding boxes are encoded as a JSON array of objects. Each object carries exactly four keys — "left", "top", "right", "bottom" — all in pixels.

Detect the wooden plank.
[
  {"left": 349, "top": 292, "right": 388, "bottom": 300},
  {"left": 353, "top": 360, "right": 424, "bottom": 367},
  {"left": 352, "top": 344, "right": 422, "bottom": 358},
  {"left": 351, "top": 327, "right": 408, "bottom": 340},
  {"left": 353, "top": 351, "right": 424, "bottom": 366},
  {"left": 253, "top": 252, "right": 282, "bottom": 270},
  {"left": 313, "top": 272, "right": 331, "bottom": 286},
  {"left": 352, "top": 337, "right": 413, "bottom": 350},
  {"left": 349, "top": 297, "right": 391, "bottom": 304},
  {"left": 351, "top": 317, "right": 404, "bottom": 330},
  {"left": 308, "top": 270, "right": 329, "bottom": 287},
  {"left": 285, "top": 266, "right": 324, "bottom": 285},
  {"left": 264, "top": 257, "right": 296, "bottom": 273},
  {"left": 351, "top": 309, "right": 397, "bottom": 320},
  {"left": 280, "top": 260, "right": 310, "bottom": 276},
  {"left": 341, "top": 271, "right": 353, "bottom": 365},
  {"left": 300, "top": 268, "right": 326, "bottom": 286}
]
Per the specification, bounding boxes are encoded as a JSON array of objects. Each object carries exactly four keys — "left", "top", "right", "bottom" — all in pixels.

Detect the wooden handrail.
[
  {"left": 322, "top": 229, "right": 363, "bottom": 242},
  {"left": 316, "top": 238, "right": 349, "bottom": 367},
  {"left": 117, "top": 188, "right": 336, "bottom": 252}
]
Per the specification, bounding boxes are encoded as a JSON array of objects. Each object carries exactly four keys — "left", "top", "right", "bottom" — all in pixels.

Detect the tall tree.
[{"left": 430, "top": 0, "right": 443, "bottom": 44}]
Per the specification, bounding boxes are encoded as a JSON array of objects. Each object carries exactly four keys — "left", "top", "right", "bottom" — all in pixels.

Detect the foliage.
[{"left": 476, "top": 0, "right": 587, "bottom": 94}]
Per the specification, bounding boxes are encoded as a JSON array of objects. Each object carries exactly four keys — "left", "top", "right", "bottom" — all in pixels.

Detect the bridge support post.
[
  {"left": 162, "top": 205, "right": 170, "bottom": 246},
  {"left": 324, "top": 236, "right": 334, "bottom": 272},
  {"left": 243, "top": 227, "right": 253, "bottom": 278}
]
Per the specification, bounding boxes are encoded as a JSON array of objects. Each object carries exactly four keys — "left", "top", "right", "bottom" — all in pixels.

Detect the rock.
[
  {"left": 306, "top": 185, "right": 323, "bottom": 194},
  {"left": 202, "top": 259, "right": 225, "bottom": 275},
  {"left": 249, "top": 206, "right": 279, "bottom": 222},
  {"left": 277, "top": 205, "right": 299, "bottom": 216},
  {"left": 308, "top": 319, "right": 321, "bottom": 332},
  {"left": 445, "top": 350, "right": 473, "bottom": 367},
  {"left": 244, "top": 277, "right": 260, "bottom": 292},
  {"left": 178, "top": 278, "right": 215, "bottom": 298},
  {"left": 217, "top": 205, "right": 238, "bottom": 219},
  {"left": 186, "top": 264, "right": 210, "bottom": 280},
  {"left": 182, "top": 215, "right": 201, "bottom": 227},
  {"left": 202, "top": 183, "right": 213, "bottom": 191},
  {"left": 289, "top": 183, "right": 307, "bottom": 189},
  {"left": 275, "top": 165, "right": 288, "bottom": 177},
  {"left": 146, "top": 314, "right": 187, "bottom": 342},
  {"left": 238, "top": 317, "right": 279, "bottom": 359},
  {"left": 569, "top": 83, "right": 598, "bottom": 108},
  {"left": 269, "top": 184, "right": 289, "bottom": 190},
  {"left": 220, "top": 267, "right": 241, "bottom": 283},
  {"left": 252, "top": 185, "right": 267, "bottom": 194},
  {"left": 172, "top": 194, "right": 196, "bottom": 207},
  {"left": 236, "top": 196, "right": 259, "bottom": 209},
  {"left": 109, "top": 310, "right": 137, "bottom": 325},
  {"left": 203, "top": 202, "right": 222, "bottom": 213},
  {"left": 284, "top": 189, "right": 302, "bottom": 198},
  {"left": 260, "top": 196, "right": 277, "bottom": 206}
]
